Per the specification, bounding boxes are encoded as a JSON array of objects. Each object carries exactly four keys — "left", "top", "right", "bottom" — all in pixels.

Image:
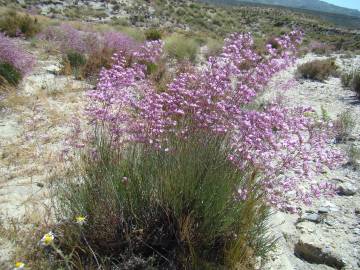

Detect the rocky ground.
[
  {"left": 0, "top": 38, "right": 359, "bottom": 269},
  {"left": 264, "top": 54, "right": 360, "bottom": 270}
]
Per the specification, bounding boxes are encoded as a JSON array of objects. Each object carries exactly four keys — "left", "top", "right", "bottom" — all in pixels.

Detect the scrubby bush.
[
  {"left": 347, "top": 144, "right": 360, "bottom": 169},
  {"left": 165, "top": 33, "right": 199, "bottom": 62},
  {"left": 0, "top": 33, "right": 35, "bottom": 85},
  {"left": 341, "top": 69, "right": 360, "bottom": 97},
  {"left": 297, "top": 58, "right": 338, "bottom": 81},
  {"left": 334, "top": 110, "right": 355, "bottom": 142},
  {"left": 0, "top": 62, "right": 21, "bottom": 86},
  {"left": 351, "top": 70, "right": 360, "bottom": 96},
  {"left": 341, "top": 71, "right": 353, "bottom": 88},
  {"left": 145, "top": 28, "right": 162, "bottom": 41},
  {"left": 0, "top": 10, "right": 41, "bottom": 38}
]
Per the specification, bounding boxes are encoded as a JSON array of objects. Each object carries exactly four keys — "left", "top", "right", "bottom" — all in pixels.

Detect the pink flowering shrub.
[
  {"left": 38, "top": 24, "right": 138, "bottom": 55},
  {"left": 86, "top": 30, "right": 343, "bottom": 212},
  {"left": 0, "top": 32, "right": 35, "bottom": 76}
]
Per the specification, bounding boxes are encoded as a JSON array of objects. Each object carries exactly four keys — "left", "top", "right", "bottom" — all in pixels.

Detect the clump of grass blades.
[
  {"left": 0, "top": 62, "right": 22, "bottom": 86},
  {"left": 351, "top": 70, "right": 360, "bottom": 97},
  {"left": 52, "top": 133, "right": 276, "bottom": 269},
  {"left": 341, "top": 69, "right": 360, "bottom": 98},
  {"left": 297, "top": 58, "right": 338, "bottom": 82},
  {"left": 61, "top": 51, "right": 87, "bottom": 80},
  {"left": 165, "top": 34, "right": 199, "bottom": 63},
  {"left": 145, "top": 28, "right": 162, "bottom": 41},
  {"left": 334, "top": 110, "right": 355, "bottom": 142}
]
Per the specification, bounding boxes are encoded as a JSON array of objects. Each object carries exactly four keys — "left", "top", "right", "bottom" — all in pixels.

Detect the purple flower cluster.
[
  {"left": 86, "top": 30, "right": 343, "bottom": 211},
  {"left": 0, "top": 32, "right": 35, "bottom": 75},
  {"left": 38, "top": 24, "right": 138, "bottom": 55}
]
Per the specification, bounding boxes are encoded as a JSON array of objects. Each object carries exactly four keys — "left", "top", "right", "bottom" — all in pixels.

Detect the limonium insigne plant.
[
  {"left": 0, "top": 32, "right": 35, "bottom": 81},
  {"left": 86, "top": 30, "right": 343, "bottom": 212},
  {"left": 41, "top": 30, "right": 344, "bottom": 270}
]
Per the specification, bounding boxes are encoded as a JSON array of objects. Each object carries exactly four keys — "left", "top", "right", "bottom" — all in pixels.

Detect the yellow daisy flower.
[
  {"left": 75, "top": 215, "right": 86, "bottom": 225},
  {"left": 14, "top": 261, "right": 25, "bottom": 269},
  {"left": 40, "top": 231, "right": 55, "bottom": 246}
]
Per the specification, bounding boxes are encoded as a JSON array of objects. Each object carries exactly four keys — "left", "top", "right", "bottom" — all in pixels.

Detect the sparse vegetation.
[{"left": 297, "top": 58, "right": 338, "bottom": 81}]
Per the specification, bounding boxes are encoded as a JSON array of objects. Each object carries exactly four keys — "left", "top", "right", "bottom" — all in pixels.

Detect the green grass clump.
[
  {"left": 165, "top": 33, "right": 199, "bottom": 63},
  {"left": 341, "top": 72, "right": 353, "bottom": 88},
  {"left": 351, "top": 70, "right": 360, "bottom": 97},
  {"left": 0, "top": 62, "right": 22, "bottom": 86},
  {"left": 61, "top": 51, "right": 87, "bottom": 79},
  {"left": 31, "top": 133, "right": 276, "bottom": 269},
  {"left": 334, "top": 110, "right": 355, "bottom": 142},
  {"left": 66, "top": 51, "right": 86, "bottom": 69},
  {"left": 0, "top": 10, "right": 41, "bottom": 38},
  {"left": 297, "top": 58, "right": 338, "bottom": 81},
  {"left": 145, "top": 28, "right": 162, "bottom": 41},
  {"left": 341, "top": 69, "right": 360, "bottom": 97}
]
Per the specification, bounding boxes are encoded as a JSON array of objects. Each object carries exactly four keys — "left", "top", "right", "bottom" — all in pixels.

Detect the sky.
[{"left": 324, "top": 0, "right": 360, "bottom": 10}]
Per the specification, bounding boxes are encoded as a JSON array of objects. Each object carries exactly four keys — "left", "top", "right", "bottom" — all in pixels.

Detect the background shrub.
[
  {"left": 145, "top": 28, "right": 162, "bottom": 41},
  {"left": 0, "top": 62, "right": 21, "bottom": 86},
  {"left": 165, "top": 33, "right": 199, "bottom": 62},
  {"left": 334, "top": 110, "right": 355, "bottom": 142},
  {"left": 297, "top": 58, "right": 338, "bottom": 81},
  {"left": 341, "top": 69, "right": 360, "bottom": 97},
  {"left": 0, "top": 10, "right": 41, "bottom": 38},
  {"left": 341, "top": 71, "right": 353, "bottom": 88},
  {"left": 351, "top": 70, "right": 360, "bottom": 96}
]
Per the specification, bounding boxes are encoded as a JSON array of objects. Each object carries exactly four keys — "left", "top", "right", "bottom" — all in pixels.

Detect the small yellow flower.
[
  {"left": 40, "top": 231, "right": 55, "bottom": 246},
  {"left": 14, "top": 261, "right": 25, "bottom": 269},
  {"left": 75, "top": 215, "right": 86, "bottom": 225}
]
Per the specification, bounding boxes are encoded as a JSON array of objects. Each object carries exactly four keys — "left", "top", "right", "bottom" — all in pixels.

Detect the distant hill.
[{"left": 203, "top": 0, "right": 360, "bottom": 17}]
